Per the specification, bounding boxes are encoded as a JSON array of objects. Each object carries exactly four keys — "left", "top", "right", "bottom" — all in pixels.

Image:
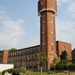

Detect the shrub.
[
  {"left": 2, "top": 67, "right": 25, "bottom": 75},
  {"left": 56, "top": 59, "right": 70, "bottom": 70},
  {"left": 55, "top": 59, "right": 75, "bottom": 71},
  {"left": 68, "top": 64, "right": 75, "bottom": 70},
  {"left": 47, "top": 70, "right": 54, "bottom": 74},
  {"left": 56, "top": 60, "right": 65, "bottom": 70}
]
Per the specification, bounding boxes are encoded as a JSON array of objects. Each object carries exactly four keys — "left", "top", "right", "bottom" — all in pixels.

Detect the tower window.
[
  {"left": 42, "top": 44, "right": 44, "bottom": 51},
  {"left": 52, "top": 45, "right": 53, "bottom": 50},
  {"left": 42, "top": 16, "right": 44, "bottom": 33},
  {"left": 42, "top": 35, "right": 44, "bottom": 45},
  {"left": 42, "top": 32, "right": 44, "bottom": 51},
  {"left": 51, "top": 21, "right": 53, "bottom": 23},
  {"left": 40, "top": 0, "right": 42, "bottom": 5},
  {"left": 42, "top": 23, "right": 44, "bottom": 33},
  {"left": 52, "top": 0, "right": 54, "bottom": 4},
  {"left": 42, "top": 16, "right": 44, "bottom": 23},
  {"left": 50, "top": 15, "right": 54, "bottom": 32}
]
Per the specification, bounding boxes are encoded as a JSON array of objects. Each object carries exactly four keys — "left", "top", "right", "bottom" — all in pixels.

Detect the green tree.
[
  {"left": 35, "top": 52, "right": 47, "bottom": 75},
  {"left": 56, "top": 59, "right": 72, "bottom": 70},
  {"left": 61, "top": 51, "right": 68, "bottom": 60},
  {"left": 56, "top": 60, "right": 65, "bottom": 70},
  {"left": 65, "top": 60, "right": 72, "bottom": 70},
  {"left": 8, "top": 48, "right": 17, "bottom": 52},
  {"left": 52, "top": 54, "right": 58, "bottom": 71}
]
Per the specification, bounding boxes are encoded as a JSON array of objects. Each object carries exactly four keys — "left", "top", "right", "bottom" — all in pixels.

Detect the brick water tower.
[{"left": 38, "top": 0, "right": 57, "bottom": 69}]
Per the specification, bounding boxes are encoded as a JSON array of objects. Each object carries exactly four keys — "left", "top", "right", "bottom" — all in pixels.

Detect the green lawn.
[
  {"left": 0, "top": 72, "right": 2, "bottom": 75},
  {"left": 25, "top": 71, "right": 47, "bottom": 75}
]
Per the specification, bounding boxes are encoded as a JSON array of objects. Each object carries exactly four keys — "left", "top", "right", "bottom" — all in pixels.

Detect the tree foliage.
[
  {"left": 61, "top": 51, "right": 68, "bottom": 60},
  {"left": 52, "top": 54, "right": 58, "bottom": 71},
  {"left": 8, "top": 48, "right": 17, "bottom": 52},
  {"left": 56, "top": 59, "right": 73, "bottom": 70},
  {"left": 34, "top": 52, "right": 47, "bottom": 73},
  {"left": 53, "top": 54, "right": 58, "bottom": 66},
  {"left": 35, "top": 52, "right": 47, "bottom": 65}
]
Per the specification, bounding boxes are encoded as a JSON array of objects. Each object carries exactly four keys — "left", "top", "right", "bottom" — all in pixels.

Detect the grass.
[
  {"left": 26, "top": 72, "right": 75, "bottom": 75},
  {"left": 25, "top": 71, "right": 47, "bottom": 75},
  {"left": 0, "top": 71, "right": 75, "bottom": 75},
  {"left": 25, "top": 71, "right": 75, "bottom": 75},
  {"left": 0, "top": 72, "right": 2, "bottom": 75}
]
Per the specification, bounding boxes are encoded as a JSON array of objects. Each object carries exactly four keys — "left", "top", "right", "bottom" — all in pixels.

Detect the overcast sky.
[{"left": 0, "top": 0, "right": 75, "bottom": 50}]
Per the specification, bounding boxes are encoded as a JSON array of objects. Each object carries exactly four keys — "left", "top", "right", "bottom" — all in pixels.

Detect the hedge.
[{"left": 2, "top": 67, "right": 25, "bottom": 75}]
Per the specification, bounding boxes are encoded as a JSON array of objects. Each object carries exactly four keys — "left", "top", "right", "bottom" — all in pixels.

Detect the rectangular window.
[
  {"left": 52, "top": 0, "right": 54, "bottom": 4},
  {"left": 42, "top": 34, "right": 44, "bottom": 51},
  {"left": 51, "top": 34, "right": 54, "bottom": 50},
  {"left": 42, "top": 16, "right": 44, "bottom": 33},
  {"left": 42, "top": 45, "right": 44, "bottom": 51},
  {"left": 42, "top": 16, "right": 44, "bottom": 23},
  {"left": 50, "top": 15, "right": 54, "bottom": 32},
  {"left": 42, "top": 35, "right": 44, "bottom": 45},
  {"left": 42, "top": 23, "right": 44, "bottom": 33},
  {"left": 20, "top": 51, "right": 21, "bottom": 54},
  {"left": 73, "top": 54, "right": 75, "bottom": 58},
  {"left": 27, "top": 49, "right": 29, "bottom": 53},
  {"left": 52, "top": 45, "right": 53, "bottom": 50},
  {"left": 24, "top": 50, "right": 26, "bottom": 54},
  {"left": 40, "top": 0, "right": 42, "bottom": 5}
]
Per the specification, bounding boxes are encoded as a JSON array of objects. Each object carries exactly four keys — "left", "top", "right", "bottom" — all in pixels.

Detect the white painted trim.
[{"left": 38, "top": 8, "right": 57, "bottom": 16}]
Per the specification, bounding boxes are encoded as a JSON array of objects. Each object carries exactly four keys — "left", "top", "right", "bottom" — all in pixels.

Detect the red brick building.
[
  {"left": 8, "top": 45, "right": 40, "bottom": 70},
  {"left": 0, "top": 42, "right": 72, "bottom": 70},
  {"left": 0, "top": 0, "right": 73, "bottom": 70}
]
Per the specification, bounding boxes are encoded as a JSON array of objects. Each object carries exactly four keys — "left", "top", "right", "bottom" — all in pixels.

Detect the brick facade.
[
  {"left": 0, "top": 50, "right": 8, "bottom": 63},
  {"left": 56, "top": 41, "right": 72, "bottom": 61},
  {"left": 38, "top": 0, "right": 57, "bottom": 70},
  {"left": 0, "top": 41, "right": 72, "bottom": 70},
  {"left": 8, "top": 45, "right": 40, "bottom": 70}
]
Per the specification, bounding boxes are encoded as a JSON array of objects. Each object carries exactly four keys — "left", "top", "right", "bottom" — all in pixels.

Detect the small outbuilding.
[{"left": 0, "top": 64, "right": 14, "bottom": 72}]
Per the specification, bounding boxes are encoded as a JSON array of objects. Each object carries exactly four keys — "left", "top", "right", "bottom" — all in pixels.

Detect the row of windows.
[
  {"left": 14, "top": 61, "right": 36, "bottom": 67},
  {"left": 8, "top": 55, "right": 36, "bottom": 62},
  {"left": 9, "top": 47, "right": 40, "bottom": 56},
  {"left": 0, "top": 53, "right": 3, "bottom": 57},
  {"left": 0, "top": 58, "right": 2, "bottom": 63}
]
